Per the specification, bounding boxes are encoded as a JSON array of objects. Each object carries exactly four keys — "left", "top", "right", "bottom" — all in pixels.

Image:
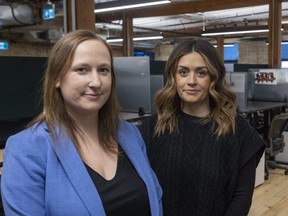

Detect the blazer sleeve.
[{"left": 1, "top": 128, "right": 47, "bottom": 216}]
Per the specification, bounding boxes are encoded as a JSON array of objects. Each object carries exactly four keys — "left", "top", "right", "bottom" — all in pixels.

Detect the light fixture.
[
  {"left": 266, "top": 41, "right": 288, "bottom": 45},
  {"left": 201, "top": 26, "right": 283, "bottom": 37},
  {"left": 202, "top": 29, "right": 269, "bottom": 36},
  {"left": 106, "top": 34, "right": 163, "bottom": 43},
  {"left": 214, "top": 44, "right": 234, "bottom": 48},
  {"left": 95, "top": 0, "right": 171, "bottom": 13},
  {"left": 202, "top": 26, "right": 269, "bottom": 36}
]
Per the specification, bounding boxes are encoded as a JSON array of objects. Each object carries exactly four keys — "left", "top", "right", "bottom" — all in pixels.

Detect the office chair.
[{"left": 265, "top": 113, "right": 288, "bottom": 180}]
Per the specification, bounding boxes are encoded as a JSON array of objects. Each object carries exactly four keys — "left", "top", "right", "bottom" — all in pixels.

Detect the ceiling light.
[
  {"left": 202, "top": 29, "right": 269, "bottom": 36},
  {"left": 214, "top": 44, "right": 234, "bottom": 48},
  {"left": 95, "top": 0, "right": 171, "bottom": 13},
  {"left": 106, "top": 34, "right": 163, "bottom": 43},
  {"left": 266, "top": 41, "right": 288, "bottom": 45},
  {"left": 201, "top": 26, "right": 283, "bottom": 37},
  {"left": 201, "top": 29, "right": 269, "bottom": 36}
]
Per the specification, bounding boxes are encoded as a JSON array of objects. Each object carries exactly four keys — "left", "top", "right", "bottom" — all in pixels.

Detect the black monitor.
[{"left": 0, "top": 56, "right": 47, "bottom": 121}]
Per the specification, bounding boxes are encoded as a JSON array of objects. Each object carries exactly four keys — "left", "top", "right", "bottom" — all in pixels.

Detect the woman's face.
[
  {"left": 56, "top": 39, "right": 112, "bottom": 119},
  {"left": 175, "top": 51, "right": 211, "bottom": 117}
]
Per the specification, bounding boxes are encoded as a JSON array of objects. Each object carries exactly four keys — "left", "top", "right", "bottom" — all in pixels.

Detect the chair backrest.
[{"left": 268, "top": 113, "right": 288, "bottom": 139}]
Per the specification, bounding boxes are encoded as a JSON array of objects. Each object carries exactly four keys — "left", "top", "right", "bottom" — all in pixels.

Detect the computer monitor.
[{"left": 0, "top": 56, "right": 46, "bottom": 121}]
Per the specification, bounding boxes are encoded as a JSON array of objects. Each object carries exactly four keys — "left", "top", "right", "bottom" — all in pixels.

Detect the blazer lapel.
[
  {"left": 117, "top": 122, "right": 160, "bottom": 215},
  {"left": 51, "top": 130, "right": 106, "bottom": 216}
]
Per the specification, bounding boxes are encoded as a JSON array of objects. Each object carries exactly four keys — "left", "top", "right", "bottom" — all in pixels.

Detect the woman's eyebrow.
[{"left": 177, "top": 65, "right": 189, "bottom": 69}]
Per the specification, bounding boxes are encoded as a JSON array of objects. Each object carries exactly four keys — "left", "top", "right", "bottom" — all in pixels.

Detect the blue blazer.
[{"left": 1, "top": 121, "right": 163, "bottom": 216}]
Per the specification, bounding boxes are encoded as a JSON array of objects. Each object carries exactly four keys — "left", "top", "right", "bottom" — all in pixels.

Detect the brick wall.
[
  {"left": 238, "top": 41, "right": 268, "bottom": 64},
  {"left": 0, "top": 40, "right": 270, "bottom": 66},
  {"left": 0, "top": 42, "right": 52, "bottom": 57},
  {"left": 154, "top": 44, "right": 175, "bottom": 61}
]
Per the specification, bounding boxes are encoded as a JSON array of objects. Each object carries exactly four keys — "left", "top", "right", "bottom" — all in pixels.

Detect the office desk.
[
  {"left": 120, "top": 112, "right": 151, "bottom": 125},
  {"left": 238, "top": 101, "right": 287, "bottom": 184},
  {"left": 238, "top": 101, "right": 287, "bottom": 139},
  {"left": 238, "top": 101, "right": 287, "bottom": 114}
]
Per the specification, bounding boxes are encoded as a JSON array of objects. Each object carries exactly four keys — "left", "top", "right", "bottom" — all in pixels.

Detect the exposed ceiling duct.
[
  {"left": 0, "top": 1, "right": 64, "bottom": 43},
  {"left": 0, "top": 3, "right": 36, "bottom": 28}
]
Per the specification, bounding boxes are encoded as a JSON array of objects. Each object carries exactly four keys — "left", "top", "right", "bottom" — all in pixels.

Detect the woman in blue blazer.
[{"left": 1, "top": 30, "right": 162, "bottom": 216}]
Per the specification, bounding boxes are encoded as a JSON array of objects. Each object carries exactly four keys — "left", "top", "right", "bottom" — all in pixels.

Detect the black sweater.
[{"left": 138, "top": 111, "right": 265, "bottom": 216}]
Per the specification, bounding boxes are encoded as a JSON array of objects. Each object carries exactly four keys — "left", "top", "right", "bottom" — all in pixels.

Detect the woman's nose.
[
  {"left": 88, "top": 71, "right": 101, "bottom": 87},
  {"left": 188, "top": 72, "right": 197, "bottom": 84}
]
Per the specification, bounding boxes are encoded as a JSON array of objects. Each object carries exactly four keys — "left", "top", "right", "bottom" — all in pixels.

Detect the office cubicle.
[
  {"left": 114, "top": 56, "right": 152, "bottom": 114},
  {"left": 248, "top": 68, "right": 288, "bottom": 102},
  {"left": 226, "top": 72, "right": 248, "bottom": 109},
  {"left": 150, "top": 75, "right": 164, "bottom": 114},
  {"left": 150, "top": 61, "right": 165, "bottom": 114},
  {"left": 113, "top": 57, "right": 165, "bottom": 115},
  {"left": 226, "top": 68, "right": 288, "bottom": 106}
]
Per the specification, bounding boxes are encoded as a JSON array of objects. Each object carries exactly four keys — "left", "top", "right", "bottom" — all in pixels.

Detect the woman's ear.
[{"left": 55, "top": 81, "right": 60, "bottom": 88}]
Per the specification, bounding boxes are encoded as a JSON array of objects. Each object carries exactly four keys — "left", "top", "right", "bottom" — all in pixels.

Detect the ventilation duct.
[{"left": 0, "top": 3, "right": 35, "bottom": 28}]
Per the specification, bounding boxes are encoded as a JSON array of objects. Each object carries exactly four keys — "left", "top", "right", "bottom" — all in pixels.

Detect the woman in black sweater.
[{"left": 138, "top": 40, "right": 265, "bottom": 216}]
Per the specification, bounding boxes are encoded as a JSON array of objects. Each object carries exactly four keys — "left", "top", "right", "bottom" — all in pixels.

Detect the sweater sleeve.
[
  {"left": 224, "top": 156, "right": 256, "bottom": 216},
  {"left": 237, "top": 116, "right": 266, "bottom": 168}
]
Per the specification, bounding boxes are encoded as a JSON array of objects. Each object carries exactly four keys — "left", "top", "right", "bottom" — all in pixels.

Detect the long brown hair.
[
  {"left": 154, "top": 39, "right": 237, "bottom": 137},
  {"left": 30, "top": 30, "right": 120, "bottom": 153}
]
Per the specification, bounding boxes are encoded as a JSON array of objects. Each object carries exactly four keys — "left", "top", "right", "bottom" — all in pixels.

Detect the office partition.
[
  {"left": 248, "top": 68, "right": 288, "bottom": 102},
  {"left": 226, "top": 72, "right": 248, "bottom": 109},
  {"left": 114, "top": 56, "right": 151, "bottom": 114}
]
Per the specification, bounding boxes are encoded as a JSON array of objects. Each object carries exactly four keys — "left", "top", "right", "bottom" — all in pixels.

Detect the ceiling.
[
  {"left": 0, "top": 0, "right": 64, "bottom": 43},
  {"left": 95, "top": 0, "right": 288, "bottom": 47},
  {"left": 0, "top": 0, "right": 288, "bottom": 47}
]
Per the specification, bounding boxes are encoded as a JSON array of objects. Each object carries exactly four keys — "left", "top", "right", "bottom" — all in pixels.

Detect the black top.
[
  {"left": 85, "top": 152, "right": 151, "bottom": 216},
  {"left": 138, "top": 111, "right": 266, "bottom": 216}
]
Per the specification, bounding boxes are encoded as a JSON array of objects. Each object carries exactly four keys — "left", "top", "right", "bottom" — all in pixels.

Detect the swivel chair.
[{"left": 265, "top": 113, "right": 288, "bottom": 180}]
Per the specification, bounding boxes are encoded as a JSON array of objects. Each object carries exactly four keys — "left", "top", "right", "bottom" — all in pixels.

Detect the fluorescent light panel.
[
  {"left": 266, "top": 41, "right": 288, "bottom": 45},
  {"left": 214, "top": 44, "right": 234, "bottom": 48},
  {"left": 95, "top": 0, "right": 170, "bottom": 13},
  {"left": 106, "top": 35, "right": 163, "bottom": 43},
  {"left": 202, "top": 29, "right": 269, "bottom": 36},
  {"left": 202, "top": 27, "right": 284, "bottom": 36}
]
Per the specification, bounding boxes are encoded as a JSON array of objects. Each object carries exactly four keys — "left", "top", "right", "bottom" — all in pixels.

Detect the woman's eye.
[
  {"left": 178, "top": 69, "right": 189, "bottom": 77},
  {"left": 197, "top": 69, "right": 208, "bottom": 77},
  {"left": 98, "top": 67, "right": 110, "bottom": 74},
  {"left": 76, "top": 68, "right": 88, "bottom": 73}
]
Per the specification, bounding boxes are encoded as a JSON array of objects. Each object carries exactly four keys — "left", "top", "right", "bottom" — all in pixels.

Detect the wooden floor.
[{"left": 249, "top": 169, "right": 288, "bottom": 216}]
